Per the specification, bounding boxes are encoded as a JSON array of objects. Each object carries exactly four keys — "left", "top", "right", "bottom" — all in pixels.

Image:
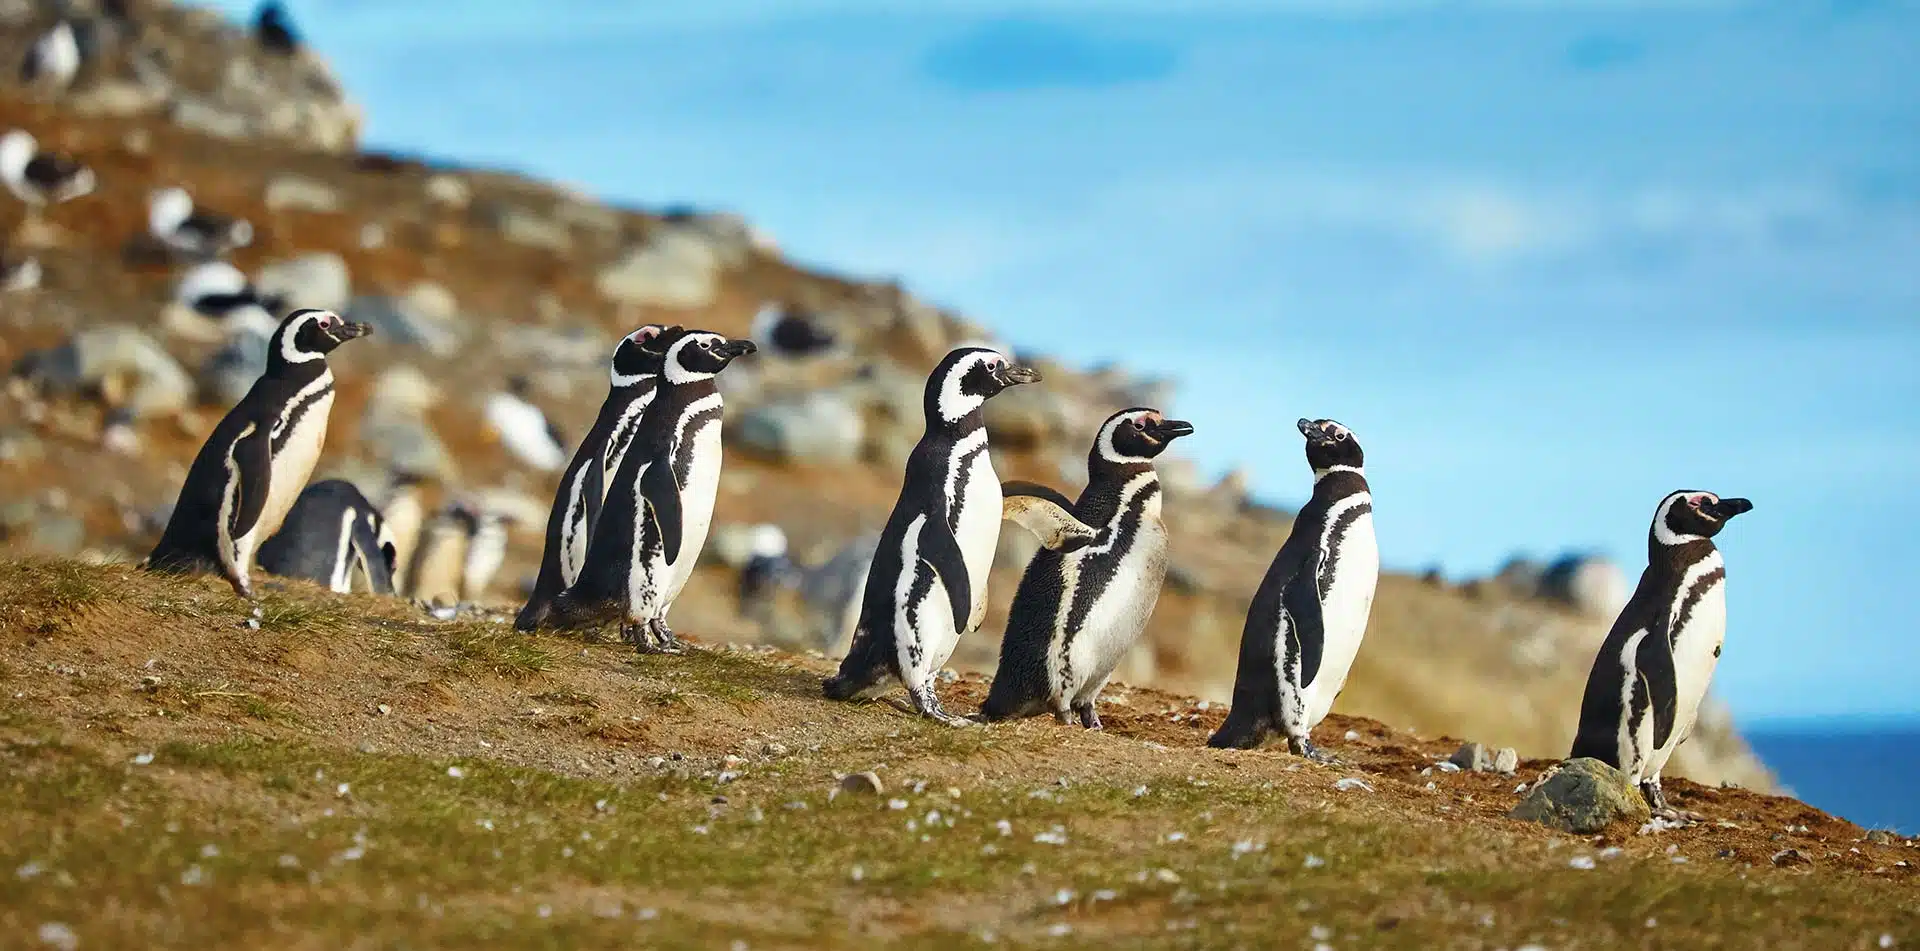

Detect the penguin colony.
[{"left": 144, "top": 307, "right": 1749, "bottom": 818}]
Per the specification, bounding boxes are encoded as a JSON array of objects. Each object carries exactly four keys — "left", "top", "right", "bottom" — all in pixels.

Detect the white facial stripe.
[
  {"left": 278, "top": 312, "right": 325, "bottom": 364},
  {"left": 1097, "top": 414, "right": 1152, "bottom": 463},
  {"left": 937, "top": 350, "right": 998, "bottom": 423},
  {"left": 664, "top": 333, "right": 722, "bottom": 385},
  {"left": 1652, "top": 492, "right": 1704, "bottom": 546}
]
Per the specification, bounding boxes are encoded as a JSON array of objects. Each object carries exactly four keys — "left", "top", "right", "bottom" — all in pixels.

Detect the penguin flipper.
[
  {"left": 918, "top": 512, "right": 972, "bottom": 633},
  {"left": 1001, "top": 483, "right": 1098, "bottom": 553},
  {"left": 1636, "top": 623, "right": 1679, "bottom": 751},
  {"left": 1282, "top": 545, "right": 1327, "bottom": 689},
  {"left": 639, "top": 460, "right": 684, "bottom": 564},
  {"left": 226, "top": 424, "right": 272, "bottom": 547},
  {"left": 581, "top": 456, "right": 606, "bottom": 538}
]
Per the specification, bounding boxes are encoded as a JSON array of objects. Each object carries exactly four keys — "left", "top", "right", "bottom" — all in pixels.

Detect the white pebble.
[
  {"left": 1599, "top": 847, "right": 1625, "bottom": 860},
  {"left": 37, "top": 923, "right": 78, "bottom": 951},
  {"left": 1092, "top": 889, "right": 1117, "bottom": 902},
  {"left": 1054, "top": 888, "right": 1075, "bottom": 905},
  {"left": 1164, "top": 832, "right": 1187, "bottom": 843},
  {"left": 180, "top": 864, "right": 206, "bottom": 886},
  {"left": 995, "top": 820, "right": 1012, "bottom": 836},
  {"left": 446, "top": 766, "right": 466, "bottom": 779},
  {"left": 1046, "top": 923, "right": 1072, "bottom": 937},
  {"left": 1154, "top": 868, "right": 1181, "bottom": 883},
  {"left": 17, "top": 861, "right": 44, "bottom": 880},
  {"left": 1879, "top": 936, "right": 1894, "bottom": 949},
  {"left": 1033, "top": 827, "right": 1068, "bottom": 846},
  {"left": 1311, "top": 924, "right": 1332, "bottom": 940},
  {"left": 536, "top": 905, "right": 552, "bottom": 919},
  {"left": 1569, "top": 856, "right": 1597, "bottom": 870},
  {"left": 1333, "top": 777, "right": 1373, "bottom": 792},
  {"left": 850, "top": 865, "right": 864, "bottom": 882},
  {"left": 1303, "top": 854, "right": 1327, "bottom": 869},
  {"left": 1344, "top": 730, "right": 1361, "bottom": 741},
  {"left": 131, "top": 753, "right": 154, "bottom": 766},
  {"left": 638, "top": 908, "right": 659, "bottom": 921},
  {"left": 887, "top": 799, "right": 908, "bottom": 811}
]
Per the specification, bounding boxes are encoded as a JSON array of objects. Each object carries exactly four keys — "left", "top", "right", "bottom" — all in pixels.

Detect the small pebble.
[
  {"left": 131, "top": 753, "right": 154, "bottom": 766},
  {"left": 1303, "top": 854, "right": 1327, "bottom": 869},
  {"left": 1569, "top": 856, "right": 1596, "bottom": 870},
  {"left": 36, "top": 923, "right": 78, "bottom": 951},
  {"left": 446, "top": 766, "right": 466, "bottom": 779},
  {"left": 1333, "top": 777, "right": 1373, "bottom": 792}
]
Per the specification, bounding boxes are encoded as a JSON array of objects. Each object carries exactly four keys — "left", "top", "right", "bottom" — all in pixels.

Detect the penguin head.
[
  {"left": 1095, "top": 407, "right": 1194, "bottom": 465},
  {"left": 1653, "top": 490, "right": 1753, "bottom": 546},
  {"left": 663, "top": 330, "right": 756, "bottom": 384},
  {"left": 926, "top": 346, "right": 1040, "bottom": 425},
  {"left": 1299, "top": 418, "right": 1363, "bottom": 473},
  {"left": 271, "top": 308, "right": 371, "bottom": 368},
  {"left": 610, "top": 324, "right": 677, "bottom": 388}
]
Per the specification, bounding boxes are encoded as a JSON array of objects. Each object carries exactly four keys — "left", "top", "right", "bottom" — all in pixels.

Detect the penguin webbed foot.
[
  {"left": 1074, "top": 702, "right": 1103, "bottom": 731},
  {"left": 1052, "top": 708, "right": 1073, "bottom": 726},
  {"left": 1640, "top": 778, "right": 1667, "bottom": 813},
  {"left": 907, "top": 684, "right": 973, "bottom": 729},
  {"left": 1289, "top": 734, "right": 1337, "bottom": 765},
  {"left": 648, "top": 618, "right": 687, "bottom": 654}
]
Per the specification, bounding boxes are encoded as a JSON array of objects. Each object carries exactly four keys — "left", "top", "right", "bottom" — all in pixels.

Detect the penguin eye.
[
  {"left": 1130, "top": 418, "right": 1145, "bottom": 430},
  {"left": 315, "top": 315, "right": 332, "bottom": 330},
  {"left": 1333, "top": 430, "right": 1349, "bottom": 442}
]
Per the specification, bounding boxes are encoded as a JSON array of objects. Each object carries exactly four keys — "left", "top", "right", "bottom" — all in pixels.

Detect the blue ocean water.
[{"left": 1746, "top": 722, "right": 1920, "bottom": 834}]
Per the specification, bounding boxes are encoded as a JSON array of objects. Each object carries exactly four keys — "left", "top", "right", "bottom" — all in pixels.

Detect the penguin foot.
[
  {"left": 906, "top": 685, "right": 973, "bottom": 728},
  {"left": 1053, "top": 709, "right": 1074, "bottom": 726},
  {"left": 1075, "top": 704, "right": 1103, "bottom": 731},
  {"left": 1290, "top": 736, "right": 1337, "bottom": 765},
  {"left": 1640, "top": 779, "right": 1669, "bottom": 813},
  {"left": 647, "top": 618, "right": 687, "bottom": 654}
]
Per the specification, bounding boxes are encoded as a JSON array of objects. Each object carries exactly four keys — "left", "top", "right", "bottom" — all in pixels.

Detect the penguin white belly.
[
  {"left": 894, "top": 514, "right": 966, "bottom": 678},
  {"left": 255, "top": 386, "right": 335, "bottom": 549},
  {"left": 657, "top": 418, "right": 725, "bottom": 612},
  {"left": 1650, "top": 576, "right": 1727, "bottom": 776},
  {"left": 1303, "top": 509, "right": 1378, "bottom": 728},
  {"left": 951, "top": 440, "right": 1002, "bottom": 632},
  {"left": 1068, "top": 521, "right": 1168, "bottom": 701}
]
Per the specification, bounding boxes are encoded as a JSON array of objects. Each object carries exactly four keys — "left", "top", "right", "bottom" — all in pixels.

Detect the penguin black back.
[{"left": 257, "top": 479, "right": 396, "bottom": 594}]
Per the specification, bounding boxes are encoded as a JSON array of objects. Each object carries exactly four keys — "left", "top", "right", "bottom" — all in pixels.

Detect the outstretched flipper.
[
  {"left": 1001, "top": 481, "right": 1098, "bottom": 553},
  {"left": 919, "top": 512, "right": 972, "bottom": 632},
  {"left": 639, "top": 459, "right": 684, "bottom": 564}
]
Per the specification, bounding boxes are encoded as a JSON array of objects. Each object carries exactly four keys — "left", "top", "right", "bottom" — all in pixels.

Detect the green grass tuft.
[{"left": 442, "top": 624, "right": 555, "bottom": 681}]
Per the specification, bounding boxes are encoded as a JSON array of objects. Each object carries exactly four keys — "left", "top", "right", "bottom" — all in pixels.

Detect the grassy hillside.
[{"left": 1, "top": 561, "right": 1911, "bottom": 949}]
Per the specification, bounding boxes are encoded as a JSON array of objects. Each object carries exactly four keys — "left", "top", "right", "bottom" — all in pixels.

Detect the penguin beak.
[
  {"left": 1297, "top": 418, "right": 1333, "bottom": 444},
  {"left": 720, "top": 338, "right": 758, "bottom": 360},
  {"left": 1148, "top": 418, "right": 1195, "bottom": 441},
  {"left": 330, "top": 321, "right": 372, "bottom": 342},
  {"left": 1706, "top": 498, "right": 1753, "bottom": 520},
  {"left": 996, "top": 362, "right": 1041, "bottom": 387}
]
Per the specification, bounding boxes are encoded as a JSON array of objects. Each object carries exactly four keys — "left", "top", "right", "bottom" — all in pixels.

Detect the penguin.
[
  {"left": 1570, "top": 489, "right": 1752, "bottom": 816},
  {"left": 749, "top": 302, "right": 838, "bottom": 359},
  {"left": 19, "top": 21, "right": 80, "bottom": 91},
  {"left": 375, "top": 475, "right": 427, "bottom": 594},
  {"left": 405, "top": 502, "right": 477, "bottom": 608},
  {"left": 0, "top": 130, "right": 94, "bottom": 208},
  {"left": 484, "top": 375, "right": 568, "bottom": 472},
  {"left": 1208, "top": 419, "right": 1379, "bottom": 761},
  {"left": 256, "top": 479, "right": 397, "bottom": 594},
  {"left": 254, "top": 1, "right": 301, "bottom": 54},
  {"left": 556, "top": 328, "right": 757, "bottom": 651},
  {"left": 459, "top": 503, "right": 515, "bottom": 604},
  {"left": 149, "top": 187, "right": 254, "bottom": 260},
  {"left": 164, "top": 261, "right": 285, "bottom": 344},
  {"left": 515, "top": 324, "right": 675, "bottom": 631},
  {"left": 821, "top": 347, "right": 1062, "bottom": 726},
  {"left": 144, "top": 310, "right": 371, "bottom": 598},
  {"left": 981, "top": 408, "right": 1194, "bottom": 728}
]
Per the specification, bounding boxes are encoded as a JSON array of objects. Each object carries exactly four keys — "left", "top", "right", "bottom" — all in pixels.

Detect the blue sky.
[{"left": 211, "top": 0, "right": 1918, "bottom": 721}]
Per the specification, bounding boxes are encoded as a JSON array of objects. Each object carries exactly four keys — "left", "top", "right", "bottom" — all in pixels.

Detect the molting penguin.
[
  {"left": 257, "top": 479, "right": 397, "bottom": 594},
  {"left": 822, "top": 347, "right": 1054, "bottom": 726},
  {"left": 1208, "top": 419, "right": 1378, "bottom": 761},
  {"left": 515, "top": 324, "right": 674, "bottom": 631},
  {"left": 556, "top": 328, "right": 756, "bottom": 651},
  {"left": 145, "top": 309, "right": 371, "bottom": 598},
  {"left": 981, "top": 408, "right": 1193, "bottom": 728},
  {"left": 1569, "top": 489, "right": 1751, "bottom": 816}
]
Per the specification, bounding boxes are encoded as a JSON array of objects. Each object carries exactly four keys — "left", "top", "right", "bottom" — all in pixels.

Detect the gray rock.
[
  {"left": 0, "top": 428, "right": 44, "bottom": 465},
  {"left": 263, "top": 175, "right": 343, "bottom": 214},
  {"left": 257, "top": 253, "right": 351, "bottom": 312},
  {"left": 595, "top": 232, "right": 720, "bottom": 309},
  {"left": 487, "top": 203, "right": 572, "bottom": 251},
  {"left": 734, "top": 394, "right": 865, "bottom": 465},
  {"left": 69, "top": 80, "right": 166, "bottom": 117},
  {"left": 1508, "top": 758, "right": 1652, "bottom": 834},
  {"left": 1541, "top": 554, "right": 1630, "bottom": 619},
  {"left": 659, "top": 211, "right": 762, "bottom": 268},
  {"left": 554, "top": 200, "right": 623, "bottom": 236},
  {"left": 1449, "top": 742, "right": 1492, "bottom": 772},
  {"left": 1492, "top": 557, "right": 1546, "bottom": 600},
  {"left": 1493, "top": 747, "right": 1520, "bottom": 775},
  {"left": 0, "top": 500, "right": 36, "bottom": 534},
  {"left": 837, "top": 771, "right": 884, "bottom": 796},
  {"left": 346, "top": 282, "right": 462, "bottom": 355},
  {"left": 170, "top": 98, "right": 251, "bottom": 139},
  {"left": 1865, "top": 829, "right": 1898, "bottom": 846},
  {"left": 425, "top": 175, "right": 472, "bottom": 209},
  {"left": 983, "top": 384, "right": 1073, "bottom": 450}
]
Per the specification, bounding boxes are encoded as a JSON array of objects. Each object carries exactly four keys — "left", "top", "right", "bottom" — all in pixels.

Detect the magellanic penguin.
[
  {"left": 556, "top": 328, "right": 757, "bottom": 651},
  {"left": 145, "top": 309, "right": 371, "bottom": 598},
  {"left": 405, "top": 501, "right": 478, "bottom": 608},
  {"left": 257, "top": 479, "right": 398, "bottom": 594},
  {"left": 484, "top": 375, "right": 568, "bottom": 472},
  {"left": 515, "top": 324, "right": 674, "bottom": 631},
  {"left": 1570, "top": 489, "right": 1752, "bottom": 816},
  {"left": 822, "top": 347, "right": 1063, "bottom": 726},
  {"left": 981, "top": 408, "right": 1194, "bottom": 728},
  {"left": 0, "top": 130, "right": 94, "bottom": 209},
  {"left": 1208, "top": 419, "right": 1378, "bottom": 761}
]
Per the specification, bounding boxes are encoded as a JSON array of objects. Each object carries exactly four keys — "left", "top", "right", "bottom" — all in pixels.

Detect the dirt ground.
[{"left": 1, "top": 562, "right": 1912, "bottom": 950}]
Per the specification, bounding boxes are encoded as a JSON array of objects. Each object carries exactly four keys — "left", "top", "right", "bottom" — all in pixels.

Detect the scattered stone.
[
  {"left": 263, "top": 175, "right": 343, "bottom": 214},
  {"left": 1493, "top": 747, "right": 1520, "bottom": 775},
  {"left": 486, "top": 203, "right": 572, "bottom": 251},
  {"left": 256, "top": 253, "right": 351, "bottom": 312},
  {"left": 1449, "top": 742, "right": 1492, "bottom": 772},
  {"left": 1302, "top": 854, "right": 1326, "bottom": 870},
  {"left": 1508, "top": 758, "right": 1652, "bottom": 834},
  {"left": 735, "top": 393, "right": 866, "bottom": 465},
  {"left": 425, "top": 175, "right": 472, "bottom": 209},
  {"left": 1866, "top": 829, "right": 1898, "bottom": 846},
  {"left": 36, "top": 922, "right": 78, "bottom": 951},
  {"left": 1333, "top": 777, "right": 1374, "bottom": 792},
  {"left": 595, "top": 231, "right": 720, "bottom": 309},
  {"left": 346, "top": 282, "right": 462, "bottom": 355},
  {"left": 1770, "top": 848, "right": 1810, "bottom": 867}
]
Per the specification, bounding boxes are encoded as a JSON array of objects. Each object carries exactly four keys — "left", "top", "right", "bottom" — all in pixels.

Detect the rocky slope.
[{"left": 0, "top": 0, "right": 1772, "bottom": 791}]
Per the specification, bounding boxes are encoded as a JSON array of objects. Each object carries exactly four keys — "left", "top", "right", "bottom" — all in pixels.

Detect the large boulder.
[
  {"left": 734, "top": 393, "right": 865, "bottom": 466},
  {"left": 595, "top": 231, "right": 720, "bottom": 309},
  {"left": 257, "top": 253, "right": 351, "bottom": 313},
  {"left": 1508, "top": 758, "right": 1651, "bottom": 834}
]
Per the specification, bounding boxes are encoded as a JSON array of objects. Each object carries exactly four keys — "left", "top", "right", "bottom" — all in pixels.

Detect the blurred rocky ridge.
[{"left": 0, "top": 0, "right": 1772, "bottom": 791}]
